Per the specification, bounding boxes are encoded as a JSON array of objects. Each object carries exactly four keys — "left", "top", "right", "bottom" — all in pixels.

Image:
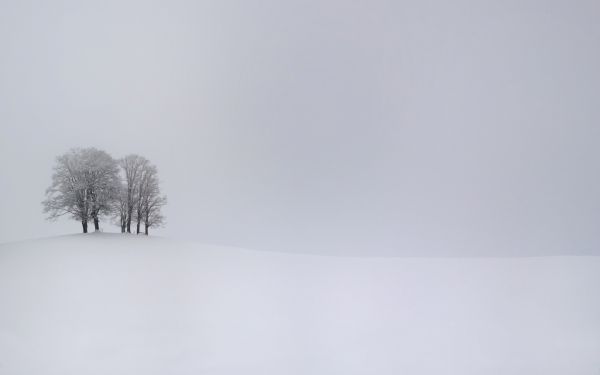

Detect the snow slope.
[{"left": 0, "top": 234, "right": 599, "bottom": 375}]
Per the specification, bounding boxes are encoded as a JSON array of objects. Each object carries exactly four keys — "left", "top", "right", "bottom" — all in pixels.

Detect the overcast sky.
[{"left": 0, "top": 0, "right": 599, "bottom": 255}]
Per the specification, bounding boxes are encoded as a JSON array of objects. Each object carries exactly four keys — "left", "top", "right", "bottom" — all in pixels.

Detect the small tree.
[
  {"left": 119, "top": 155, "right": 148, "bottom": 233},
  {"left": 138, "top": 165, "right": 166, "bottom": 235},
  {"left": 112, "top": 180, "right": 128, "bottom": 233},
  {"left": 142, "top": 193, "right": 166, "bottom": 235}
]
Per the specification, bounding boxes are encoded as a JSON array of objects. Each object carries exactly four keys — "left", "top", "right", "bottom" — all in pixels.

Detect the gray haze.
[{"left": 1, "top": 0, "right": 599, "bottom": 255}]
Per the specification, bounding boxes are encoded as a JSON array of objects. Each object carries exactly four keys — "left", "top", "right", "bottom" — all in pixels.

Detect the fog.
[{"left": 1, "top": 0, "right": 599, "bottom": 255}]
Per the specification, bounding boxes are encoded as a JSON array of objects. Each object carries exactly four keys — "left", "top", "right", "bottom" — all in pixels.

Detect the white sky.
[{"left": 1, "top": 0, "right": 599, "bottom": 255}]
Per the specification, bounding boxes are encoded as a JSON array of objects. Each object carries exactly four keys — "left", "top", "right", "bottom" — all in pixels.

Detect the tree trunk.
[
  {"left": 121, "top": 223, "right": 126, "bottom": 233},
  {"left": 82, "top": 220, "right": 88, "bottom": 233},
  {"left": 136, "top": 220, "right": 141, "bottom": 234},
  {"left": 144, "top": 212, "right": 149, "bottom": 236},
  {"left": 94, "top": 217, "right": 100, "bottom": 231},
  {"left": 126, "top": 210, "right": 132, "bottom": 233}
]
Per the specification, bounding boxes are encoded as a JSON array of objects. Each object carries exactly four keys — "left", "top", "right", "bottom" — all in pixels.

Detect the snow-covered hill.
[{"left": 0, "top": 234, "right": 599, "bottom": 375}]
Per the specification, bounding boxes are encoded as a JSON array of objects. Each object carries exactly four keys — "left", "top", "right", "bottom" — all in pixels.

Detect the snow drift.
[{"left": 0, "top": 234, "right": 599, "bottom": 374}]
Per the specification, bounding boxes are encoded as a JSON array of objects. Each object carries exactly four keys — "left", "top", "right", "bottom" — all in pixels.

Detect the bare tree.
[
  {"left": 112, "top": 180, "right": 128, "bottom": 233},
  {"left": 134, "top": 165, "right": 151, "bottom": 234},
  {"left": 143, "top": 194, "right": 166, "bottom": 235},
  {"left": 119, "top": 155, "right": 148, "bottom": 233},
  {"left": 138, "top": 165, "right": 167, "bottom": 235},
  {"left": 43, "top": 148, "right": 119, "bottom": 233}
]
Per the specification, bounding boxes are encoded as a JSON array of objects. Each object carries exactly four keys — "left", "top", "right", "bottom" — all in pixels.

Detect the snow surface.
[{"left": 0, "top": 233, "right": 599, "bottom": 375}]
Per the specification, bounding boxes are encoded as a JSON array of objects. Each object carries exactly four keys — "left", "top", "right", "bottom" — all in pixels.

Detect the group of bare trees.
[
  {"left": 116, "top": 154, "right": 166, "bottom": 235},
  {"left": 43, "top": 148, "right": 166, "bottom": 235}
]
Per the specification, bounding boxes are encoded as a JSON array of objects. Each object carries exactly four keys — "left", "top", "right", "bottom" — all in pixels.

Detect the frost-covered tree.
[
  {"left": 43, "top": 148, "right": 119, "bottom": 233},
  {"left": 119, "top": 155, "right": 149, "bottom": 233},
  {"left": 43, "top": 150, "right": 91, "bottom": 232},
  {"left": 44, "top": 149, "right": 166, "bottom": 235},
  {"left": 81, "top": 149, "right": 120, "bottom": 231}
]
